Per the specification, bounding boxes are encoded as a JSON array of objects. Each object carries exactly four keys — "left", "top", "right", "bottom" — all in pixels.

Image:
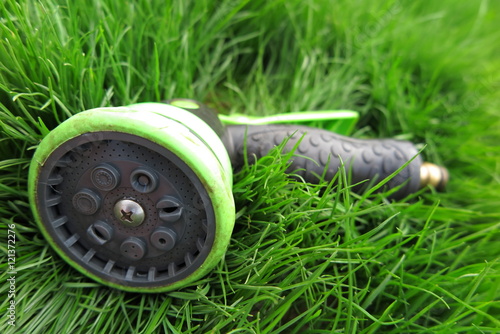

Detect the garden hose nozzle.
[{"left": 28, "top": 100, "right": 448, "bottom": 292}]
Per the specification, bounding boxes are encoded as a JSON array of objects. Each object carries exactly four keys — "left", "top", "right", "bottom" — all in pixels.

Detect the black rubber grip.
[{"left": 222, "top": 124, "right": 422, "bottom": 199}]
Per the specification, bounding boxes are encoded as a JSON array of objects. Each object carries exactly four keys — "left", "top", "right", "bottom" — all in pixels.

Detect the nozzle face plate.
[{"left": 34, "top": 132, "right": 216, "bottom": 289}]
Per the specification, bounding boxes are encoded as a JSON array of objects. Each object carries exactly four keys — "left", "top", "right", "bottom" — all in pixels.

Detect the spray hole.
[
  {"left": 138, "top": 175, "right": 150, "bottom": 186},
  {"left": 162, "top": 206, "right": 179, "bottom": 214},
  {"left": 94, "top": 228, "right": 105, "bottom": 240}
]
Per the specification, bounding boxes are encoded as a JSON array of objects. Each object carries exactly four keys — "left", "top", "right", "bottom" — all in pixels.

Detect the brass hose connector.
[{"left": 420, "top": 162, "right": 449, "bottom": 191}]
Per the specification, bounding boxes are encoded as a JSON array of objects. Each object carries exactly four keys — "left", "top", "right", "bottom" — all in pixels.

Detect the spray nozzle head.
[{"left": 28, "top": 103, "right": 235, "bottom": 292}]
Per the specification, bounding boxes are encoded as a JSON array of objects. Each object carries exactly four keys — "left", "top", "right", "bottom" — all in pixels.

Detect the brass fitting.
[{"left": 420, "top": 162, "right": 449, "bottom": 191}]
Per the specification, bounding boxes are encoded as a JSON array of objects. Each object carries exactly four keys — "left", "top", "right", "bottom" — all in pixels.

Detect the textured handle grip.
[{"left": 223, "top": 124, "right": 422, "bottom": 199}]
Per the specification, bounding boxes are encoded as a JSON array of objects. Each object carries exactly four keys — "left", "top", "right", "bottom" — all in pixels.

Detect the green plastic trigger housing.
[{"left": 218, "top": 109, "right": 359, "bottom": 136}]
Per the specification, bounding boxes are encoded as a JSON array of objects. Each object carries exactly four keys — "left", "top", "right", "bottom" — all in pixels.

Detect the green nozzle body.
[{"left": 29, "top": 99, "right": 447, "bottom": 292}]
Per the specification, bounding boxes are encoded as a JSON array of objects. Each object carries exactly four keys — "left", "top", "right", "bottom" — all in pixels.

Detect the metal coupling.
[{"left": 420, "top": 162, "right": 449, "bottom": 191}]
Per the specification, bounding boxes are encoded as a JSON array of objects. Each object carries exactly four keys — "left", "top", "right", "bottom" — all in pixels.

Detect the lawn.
[{"left": 1, "top": 0, "right": 499, "bottom": 333}]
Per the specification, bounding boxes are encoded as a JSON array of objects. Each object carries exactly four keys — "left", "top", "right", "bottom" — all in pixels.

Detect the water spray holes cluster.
[{"left": 36, "top": 134, "right": 216, "bottom": 287}]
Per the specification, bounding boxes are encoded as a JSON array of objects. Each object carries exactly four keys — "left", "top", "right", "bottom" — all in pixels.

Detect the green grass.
[{"left": 1, "top": 0, "right": 499, "bottom": 333}]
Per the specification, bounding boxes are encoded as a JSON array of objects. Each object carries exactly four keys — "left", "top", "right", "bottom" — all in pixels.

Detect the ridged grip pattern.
[{"left": 223, "top": 125, "right": 422, "bottom": 199}]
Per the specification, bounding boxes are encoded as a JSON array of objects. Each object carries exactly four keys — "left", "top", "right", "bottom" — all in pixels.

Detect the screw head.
[{"left": 114, "top": 199, "right": 145, "bottom": 227}]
